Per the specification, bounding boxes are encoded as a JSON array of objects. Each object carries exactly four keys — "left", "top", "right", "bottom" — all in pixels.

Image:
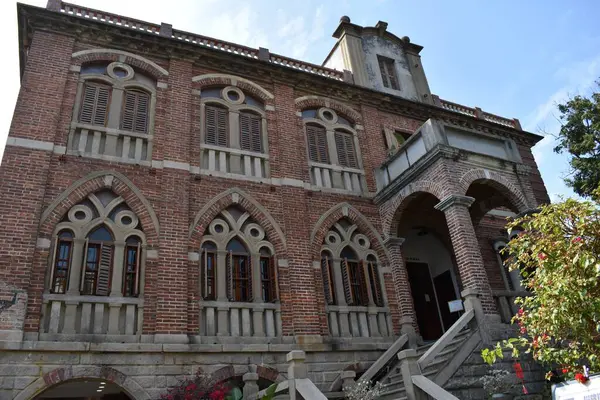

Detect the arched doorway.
[
  {"left": 33, "top": 379, "right": 132, "bottom": 399},
  {"left": 393, "top": 192, "right": 462, "bottom": 342}
]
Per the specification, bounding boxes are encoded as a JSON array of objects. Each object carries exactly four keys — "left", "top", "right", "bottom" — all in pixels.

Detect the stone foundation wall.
[{"left": 0, "top": 341, "right": 387, "bottom": 400}]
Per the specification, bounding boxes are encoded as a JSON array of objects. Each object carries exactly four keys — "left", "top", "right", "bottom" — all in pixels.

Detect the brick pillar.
[
  {"left": 385, "top": 236, "right": 418, "bottom": 347},
  {"left": 434, "top": 195, "right": 496, "bottom": 315}
]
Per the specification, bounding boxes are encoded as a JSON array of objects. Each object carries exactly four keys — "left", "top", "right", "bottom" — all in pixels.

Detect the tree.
[
  {"left": 481, "top": 191, "right": 600, "bottom": 381},
  {"left": 554, "top": 85, "right": 600, "bottom": 199}
]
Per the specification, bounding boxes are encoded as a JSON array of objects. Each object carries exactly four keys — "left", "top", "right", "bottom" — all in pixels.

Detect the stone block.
[
  {"left": 0, "top": 365, "right": 41, "bottom": 376},
  {"left": 134, "top": 376, "right": 155, "bottom": 388},
  {"left": 13, "top": 376, "right": 36, "bottom": 390}
]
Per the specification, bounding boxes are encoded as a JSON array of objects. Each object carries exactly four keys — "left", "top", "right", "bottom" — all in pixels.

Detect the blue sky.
[{"left": 0, "top": 0, "right": 598, "bottom": 201}]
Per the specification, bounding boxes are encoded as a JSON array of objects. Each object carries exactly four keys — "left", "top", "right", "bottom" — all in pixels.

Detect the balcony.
[
  {"left": 199, "top": 301, "right": 281, "bottom": 340},
  {"left": 40, "top": 294, "right": 143, "bottom": 341},
  {"left": 326, "top": 305, "right": 392, "bottom": 338},
  {"left": 375, "top": 118, "right": 524, "bottom": 197},
  {"left": 200, "top": 145, "right": 270, "bottom": 180},
  {"left": 67, "top": 123, "right": 152, "bottom": 164},
  {"left": 309, "top": 162, "right": 366, "bottom": 193}
]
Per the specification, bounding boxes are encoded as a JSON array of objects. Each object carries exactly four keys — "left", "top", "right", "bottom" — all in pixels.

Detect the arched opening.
[
  {"left": 33, "top": 379, "right": 133, "bottom": 399},
  {"left": 394, "top": 192, "right": 461, "bottom": 341}
]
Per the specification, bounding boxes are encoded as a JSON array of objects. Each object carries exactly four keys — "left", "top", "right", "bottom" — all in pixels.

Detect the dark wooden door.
[
  {"left": 406, "top": 262, "right": 443, "bottom": 340},
  {"left": 434, "top": 270, "right": 460, "bottom": 331}
]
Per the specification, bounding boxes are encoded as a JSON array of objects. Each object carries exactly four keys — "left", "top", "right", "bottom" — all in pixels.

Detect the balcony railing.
[
  {"left": 40, "top": 294, "right": 143, "bottom": 339},
  {"left": 67, "top": 124, "right": 152, "bottom": 163},
  {"left": 309, "top": 162, "right": 365, "bottom": 193},
  {"left": 199, "top": 301, "right": 281, "bottom": 338},
  {"left": 326, "top": 305, "right": 392, "bottom": 338},
  {"left": 200, "top": 145, "right": 270, "bottom": 179}
]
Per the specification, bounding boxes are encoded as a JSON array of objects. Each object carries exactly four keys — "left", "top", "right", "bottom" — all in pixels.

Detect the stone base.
[{"left": 0, "top": 330, "right": 23, "bottom": 341}]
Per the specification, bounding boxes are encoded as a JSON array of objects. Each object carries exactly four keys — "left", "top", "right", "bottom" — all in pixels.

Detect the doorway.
[
  {"left": 34, "top": 379, "right": 132, "bottom": 399},
  {"left": 407, "top": 262, "right": 443, "bottom": 341}
]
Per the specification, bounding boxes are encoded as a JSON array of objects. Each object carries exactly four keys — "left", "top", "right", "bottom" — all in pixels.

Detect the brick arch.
[
  {"left": 192, "top": 73, "right": 274, "bottom": 103},
  {"left": 14, "top": 366, "right": 150, "bottom": 400},
  {"left": 295, "top": 95, "right": 362, "bottom": 123},
  {"left": 71, "top": 49, "right": 168, "bottom": 79},
  {"left": 459, "top": 168, "right": 529, "bottom": 212},
  {"left": 189, "top": 188, "right": 287, "bottom": 256},
  {"left": 39, "top": 171, "right": 160, "bottom": 246},
  {"left": 310, "top": 203, "right": 390, "bottom": 264},
  {"left": 380, "top": 180, "right": 445, "bottom": 239}
]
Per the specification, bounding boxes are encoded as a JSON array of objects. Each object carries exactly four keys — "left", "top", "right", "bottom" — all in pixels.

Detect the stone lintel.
[{"left": 434, "top": 195, "right": 475, "bottom": 212}]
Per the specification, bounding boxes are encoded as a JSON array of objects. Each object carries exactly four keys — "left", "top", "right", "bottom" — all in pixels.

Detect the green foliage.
[
  {"left": 225, "top": 387, "right": 242, "bottom": 400},
  {"left": 260, "top": 383, "right": 277, "bottom": 400},
  {"left": 482, "top": 191, "right": 600, "bottom": 379},
  {"left": 554, "top": 86, "right": 600, "bottom": 199}
]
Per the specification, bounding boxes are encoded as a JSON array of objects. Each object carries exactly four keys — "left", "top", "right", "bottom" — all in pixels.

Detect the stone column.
[
  {"left": 287, "top": 350, "right": 307, "bottom": 400},
  {"left": 110, "top": 241, "right": 126, "bottom": 297},
  {"left": 398, "top": 349, "right": 426, "bottom": 400},
  {"left": 434, "top": 195, "right": 496, "bottom": 315},
  {"left": 67, "top": 238, "right": 86, "bottom": 295},
  {"left": 384, "top": 236, "right": 418, "bottom": 347},
  {"left": 243, "top": 372, "right": 259, "bottom": 399}
]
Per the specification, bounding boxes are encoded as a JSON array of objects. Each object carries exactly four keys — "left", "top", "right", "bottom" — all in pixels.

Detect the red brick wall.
[{"left": 0, "top": 27, "right": 547, "bottom": 336}]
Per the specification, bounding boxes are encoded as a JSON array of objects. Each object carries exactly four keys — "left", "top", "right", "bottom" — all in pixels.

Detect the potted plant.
[{"left": 481, "top": 369, "right": 514, "bottom": 400}]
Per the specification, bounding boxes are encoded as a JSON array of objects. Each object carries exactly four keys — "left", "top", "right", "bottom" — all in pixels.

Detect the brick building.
[{"left": 0, "top": 1, "right": 548, "bottom": 399}]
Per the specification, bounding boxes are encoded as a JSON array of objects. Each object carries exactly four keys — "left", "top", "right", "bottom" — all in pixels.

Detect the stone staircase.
[{"left": 378, "top": 328, "right": 473, "bottom": 400}]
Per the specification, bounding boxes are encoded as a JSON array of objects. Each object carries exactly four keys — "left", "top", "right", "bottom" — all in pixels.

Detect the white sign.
[
  {"left": 448, "top": 300, "right": 464, "bottom": 313},
  {"left": 554, "top": 374, "right": 600, "bottom": 399}
]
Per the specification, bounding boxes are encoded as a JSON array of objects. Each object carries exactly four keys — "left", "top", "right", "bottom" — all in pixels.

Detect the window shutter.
[
  {"left": 368, "top": 261, "right": 383, "bottom": 307},
  {"left": 49, "top": 237, "right": 58, "bottom": 292},
  {"left": 95, "top": 245, "right": 113, "bottom": 296},
  {"left": 306, "top": 125, "right": 329, "bottom": 163},
  {"left": 240, "top": 112, "right": 262, "bottom": 153},
  {"left": 357, "top": 261, "right": 370, "bottom": 306},
  {"left": 200, "top": 250, "right": 207, "bottom": 300},
  {"left": 379, "top": 60, "right": 390, "bottom": 88},
  {"left": 205, "top": 105, "right": 228, "bottom": 147},
  {"left": 121, "top": 90, "right": 149, "bottom": 134},
  {"left": 133, "top": 243, "right": 141, "bottom": 296},
  {"left": 79, "top": 83, "right": 110, "bottom": 126},
  {"left": 79, "top": 238, "right": 89, "bottom": 293},
  {"left": 341, "top": 258, "right": 355, "bottom": 305},
  {"left": 226, "top": 251, "right": 234, "bottom": 301},
  {"left": 247, "top": 256, "right": 253, "bottom": 302},
  {"left": 335, "top": 131, "right": 357, "bottom": 168},
  {"left": 320, "top": 257, "right": 335, "bottom": 305},
  {"left": 269, "top": 256, "right": 279, "bottom": 302}
]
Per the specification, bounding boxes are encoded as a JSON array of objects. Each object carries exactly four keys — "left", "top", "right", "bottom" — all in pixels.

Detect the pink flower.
[
  {"left": 538, "top": 253, "right": 547, "bottom": 260},
  {"left": 573, "top": 236, "right": 583, "bottom": 244}
]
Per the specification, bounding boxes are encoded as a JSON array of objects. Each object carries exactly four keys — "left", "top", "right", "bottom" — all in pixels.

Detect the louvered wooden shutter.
[
  {"left": 246, "top": 256, "right": 253, "bottom": 302},
  {"left": 49, "top": 237, "right": 59, "bottom": 292},
  {"left": 226, "top": 251, "right": 234, "bottom": 301},
  {"left": 79, "top": 83, "right": 110, "bottom": 126},
  {"left": 240, "top": 112, "right": 262, "bottom": 152},
  {"left": 80, "top": 239, "right": 89, "bottom": 292},
  {"left": 205, "top": 105, "right": 228, "bottom": 147},
  {"left": 133, "top": 243, "right": 141, "bottom": 296},
  {"left": 306, "top": 125, "right": 329, "bottom": 163},
  {"left": 321, "top": 257, "right": 335, "bottom": 305},
  {"left": 368, "top": 261, "right": 383, "bottom": 307},
  {"left": 200, "top": 250, "right": 208, "bottom": 299},
  {"left": 341, "top": 258, "right": 355, "bottom": 305},
  {"left": 95, "top": 245, "right": 113, "bottom": 296},
  {"left": 334, "top": 131, "right": 358, "bottom": 168},
  {"left": 357, "top": 261, "right": 369, "bottom": 306},
  {"left": 121, "top": 90, "right": 149, "bottom": 133},
  {"left": 269, "top": 256, "right": 279, "bottom": 302}
]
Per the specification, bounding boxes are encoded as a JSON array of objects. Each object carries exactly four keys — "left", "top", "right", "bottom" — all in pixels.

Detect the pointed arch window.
[
  {"left": 50, "top": 230, "right": 74, "bottom": 294},
  {"left": 320, "top": 251, "right": 336, "bottom": 305},
  {"left": 260, "top": 247, "right": 278, "bottom": 303},
  {"left": 82, "top": 225, "right": 114, "bottom": 296},
  {"left": 227, "top": 238, "right": 252, "bottom": 302},
  {"left": 200, "top": 241, "right": 217, "bottom": 300},
  {"left": 123, "top": 236, "right": 142, "bottom": 297}
]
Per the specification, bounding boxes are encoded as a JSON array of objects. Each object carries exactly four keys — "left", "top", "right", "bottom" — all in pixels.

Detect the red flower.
[
  {"left": 562, "top": 368, "right": 569, "bottom": 374},
  {"left": 575, "top": 373, "right": 589, "bottom": 384},
  {"left": 520, "top": 326, "right": 527, "bottom": 334},
  {"left": 538, "top": 253, "right": 547, "bottom": 260},
  {"left": 518, "top": 308, "right": 524, "bottom": 316},
  {"left": 514, "top": 362, "right": 524, "bottom": 380},
  {"left": 572, "top": 236, "right": 583, "bottom": 244}
]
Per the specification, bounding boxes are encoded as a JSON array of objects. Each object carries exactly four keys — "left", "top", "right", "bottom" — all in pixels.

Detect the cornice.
[{"left": 18, "top": 4, "right": 543, "bottom": 147}]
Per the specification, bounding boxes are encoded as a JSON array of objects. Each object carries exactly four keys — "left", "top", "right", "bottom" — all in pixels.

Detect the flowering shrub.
[
  {"left": 481, "top": 191, "right": 600, "bottom": 382},
  {"left": 343, "top": 379, "right": 383, "bottom": 400},
  {"left": 159, "top": 369, "right": 241, "bottom": 400}
]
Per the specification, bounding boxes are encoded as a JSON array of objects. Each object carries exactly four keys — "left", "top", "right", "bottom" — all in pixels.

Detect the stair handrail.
[
  {"left": 412, "top": 375, "right": 460, "bottom": 400},
  {"left": 418, "top": 309, "right": 474, "bottom": 370},
  {"left": 361, "top": 333, "right": 408, "bottom": 383}
]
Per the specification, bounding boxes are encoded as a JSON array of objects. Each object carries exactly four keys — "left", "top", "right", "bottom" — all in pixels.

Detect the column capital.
[
  {"left": 434, "top": 195, "right": 475, "bottom": 212},
  {"left": 384, "top": 236, "right": 405, "bottom": 248}
]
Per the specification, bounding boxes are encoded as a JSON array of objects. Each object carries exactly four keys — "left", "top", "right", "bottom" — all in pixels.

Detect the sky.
[{"left": 0, "top": 0, "right": 598, "bottom": 202}]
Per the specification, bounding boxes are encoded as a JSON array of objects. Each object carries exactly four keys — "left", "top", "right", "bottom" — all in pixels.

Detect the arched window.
[
  {"left": 301, "top": 107, "right": 364, "bottom": 192},
  {"left": 200, "top": 206, "right": 278, "bottom": 303},
  {"left": 50, "top": 230, "right": 74, "bottom": 294},
  {"left": 320, "top": 220, "right": 384, "bottom": 308},
  {"left": 48, "top": 190, "right": 146, "bottom": 298},
  {"left": 69, "top": 61, "right": 157, "bottom": 162}
]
